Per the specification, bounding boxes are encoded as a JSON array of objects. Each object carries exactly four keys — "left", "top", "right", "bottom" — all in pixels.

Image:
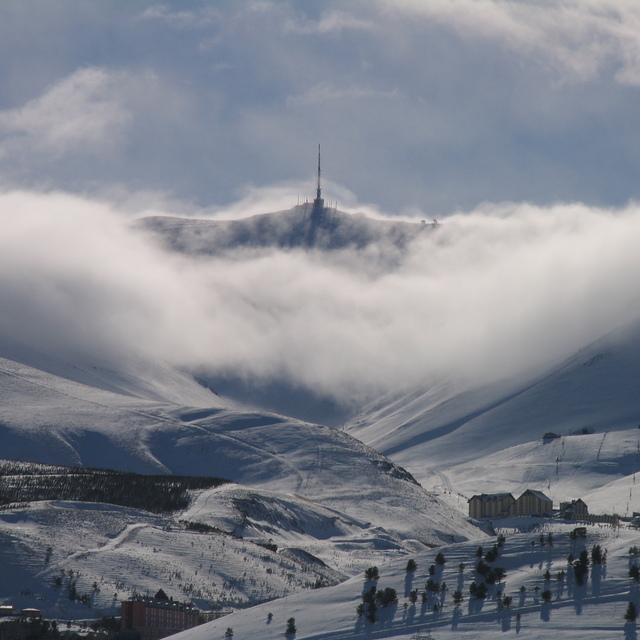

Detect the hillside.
[
  {"left": 346, "top": 319, "right": 640, "bottom": 516},
  {"left": 170, "top": 521, "right": 640, "bottom": 640},
  {"left": 136, "top": 207, "right": 433, "bottom": 260},
  {"left": 0, "top": 347, "right": 483, "bottom": 619}
]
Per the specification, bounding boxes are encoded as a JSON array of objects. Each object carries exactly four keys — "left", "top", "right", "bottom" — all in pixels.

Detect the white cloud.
[
  {"left": 380, "top": 0, "right": 640, "bottom": 86},
  {"left": 0, "top": 68, "right": 132, "bottom": 160},
  {"left": 2, "top": 187, "right": 640, "bottom": 407}
]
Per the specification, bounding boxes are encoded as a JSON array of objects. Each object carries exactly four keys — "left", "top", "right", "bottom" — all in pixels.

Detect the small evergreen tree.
[
  {"left": 409, "top": 589, "right": 418, "bottom": 604},
  {"left": 629, "top": 565, "right": 640, "bottom": 582},
  {"left": 591, "top": 544, "right": 605, "bottom": 564},
  {"left": 366, "top": 601, "right": 377, "bottom": 623},
  {"left": 286, "top": 617, "right": 297, "bottom": 634},
  {"left": 476, "top": 583, "right": 488, "bottom": 599},
  {"left": 406, "top": 558, "right": 417, "bottom": 572},
  {"left": 475, "top": 546, "right": 484, "bottom": 558},
  {"left": 489, "top": 542, "right": 500, "bottom": 560},
  {"left": 626, "top": 602, "right": 638, "bottom": 622},
  {"left": 541, "top": 590, "right": 552, "bottom": 603},
  {"left": 435, "top": 551, "right": 446, "bottom": 565},
  {"left": 476, "top": 560, "right": 490, "bottom": 576},
  {"left": 426, "top": 578, "right": 439, "bottom": 593},
  {"left": 452, "top": 589, "right": 463, "bottom": 605},
  {"left": 225, "top": 628, "right": 234, "bottom": 638},
  {"left": 364, "top": 566, "right": 379, "bottom": 581},
  {"left": 376, "top": 587, "right": 397, "bottom": 607}
]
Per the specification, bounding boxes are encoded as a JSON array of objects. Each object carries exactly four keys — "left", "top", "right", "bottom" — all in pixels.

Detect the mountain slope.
[
  {"left": 170, "top": 522, "right": 638, "bottom": 640},
  {"left": 0, "top": 347, "right": 485, "bottom": 619},
  {"left": 346, "top": 320, "right": 640, "bottom": 514},
  {"left": 136, "top": 206, "right": 433, "bottom": 259}
]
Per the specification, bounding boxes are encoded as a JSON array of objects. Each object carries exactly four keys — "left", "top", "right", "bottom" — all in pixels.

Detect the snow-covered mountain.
[
  {"left": 4, "top": 203, "right": 640, "bottom": 637},
  {"left": 346, "top": 319, "right": 640, "bottom": 516},
  {"left": 136, "top": 206, "right": 432, "bottom": 259},
  {"left": 0, "top": 336, "right": 482, "bottom": 619}
]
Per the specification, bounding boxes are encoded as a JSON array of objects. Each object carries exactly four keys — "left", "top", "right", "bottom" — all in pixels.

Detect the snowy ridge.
[
  {"left": 136, "top": 208, "right": 432, "bottom": 260},
  {"left": 0, "top": 348, "right": 483, "bottom": 619},
  {"left": 346, "top": 320, "right": 640, "bottom": 516}
]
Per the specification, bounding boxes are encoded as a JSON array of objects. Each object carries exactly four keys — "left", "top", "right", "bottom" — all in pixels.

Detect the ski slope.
[
  {"left": 346, "top": 320, "right": 640, "bottom": 516},
  {"left": 170, "top": 521, "right": 640, "bottom": 640}
]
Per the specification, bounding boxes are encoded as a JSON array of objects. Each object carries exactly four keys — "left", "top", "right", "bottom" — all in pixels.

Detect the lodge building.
[{"left": 121, "top": 590, "right": 199, "bottom": 640}]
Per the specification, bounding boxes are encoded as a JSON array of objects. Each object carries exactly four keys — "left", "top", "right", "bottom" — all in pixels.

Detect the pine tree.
[
  {"left": 364, "top": 566, "right": 379, "bottom": 581},
  {"left": 286, "top": 617, "right": 297, "bottom": 634},
  {"left": 626, "top": 602, "right": 637, "bottom": 622}
]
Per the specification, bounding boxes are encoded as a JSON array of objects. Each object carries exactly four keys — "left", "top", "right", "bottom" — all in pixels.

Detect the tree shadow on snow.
[
  {"left": 404, "top": 571, "right": 414, "bottom": 597},
  {"left": 624, "top": 621, "right": 637, "bottom": 640},
  {"left": 540, "top": 602, "right": 551, "bottom": 622},
  {"left": 500, "top": 610, "right": 512, "bottom": 632}
]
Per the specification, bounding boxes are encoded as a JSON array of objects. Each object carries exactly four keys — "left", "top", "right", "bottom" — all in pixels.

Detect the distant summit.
[
  {"left": 137, "top": 207, "right": 434, "bottom": 257},
  {"left": 137, "top": 149, "right": 439, "bottom": 266}
]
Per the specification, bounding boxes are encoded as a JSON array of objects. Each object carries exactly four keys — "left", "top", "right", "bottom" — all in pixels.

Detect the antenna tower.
[{"left": 316, "top": 143, "right": 322, "bottom": 200}]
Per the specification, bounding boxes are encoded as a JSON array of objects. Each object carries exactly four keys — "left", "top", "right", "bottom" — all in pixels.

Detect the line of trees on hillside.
[{"left": 0, "top": 460, "right": 230, "bottom": 513}]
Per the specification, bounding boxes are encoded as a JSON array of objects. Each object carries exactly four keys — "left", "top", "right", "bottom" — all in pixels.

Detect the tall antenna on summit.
[{"left": 316, "top": 143, "right": 322, "bottom": 201}]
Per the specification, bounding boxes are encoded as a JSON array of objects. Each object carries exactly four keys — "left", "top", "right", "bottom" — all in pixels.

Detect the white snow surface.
[
  {"left": 0, "top": 341, "right": 482, "bottom": 619},
  {"left": 346, "top": 320, "right": 640, "bottom": 517},
  {"left": 169, "top": 522, "right": 640, "bottom": 640}
]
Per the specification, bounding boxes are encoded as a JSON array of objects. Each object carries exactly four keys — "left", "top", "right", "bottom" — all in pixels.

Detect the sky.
[
  {"left": 3, "top": 1, "right": 640, "bottom": 416},
  {"left": 3, "top": 0, "right": 640, "bottom": 216}
]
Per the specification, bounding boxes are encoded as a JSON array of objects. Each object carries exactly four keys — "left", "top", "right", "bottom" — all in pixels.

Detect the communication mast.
[{"left": 313, "top": 143, "right": 324, "bottom": 215}]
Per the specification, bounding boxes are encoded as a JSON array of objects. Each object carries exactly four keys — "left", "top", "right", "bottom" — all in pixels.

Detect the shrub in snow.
[
  {"left": 364, "top": 566, "right": 379, "bottom": 581},
  {"left": 286, "top": 617, "right": 297, "bottom": 635},
  {"left": 375, "top": 587, "right": 397, "bottom": 607},
  {"left": 626, "top": 602, "right": 638, "bottom": 622}
]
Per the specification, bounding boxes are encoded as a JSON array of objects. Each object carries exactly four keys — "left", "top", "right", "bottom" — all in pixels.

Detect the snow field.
[{"left": 170, "top": 523, "right": 640, "bottom": 640}]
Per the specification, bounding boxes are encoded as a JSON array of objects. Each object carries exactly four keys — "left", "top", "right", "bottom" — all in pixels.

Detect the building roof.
[
  {"left": 520, "top": 489, "right": 552, "bottom": 502},
  {"left": 469, "top": 493, "right": 515, "bottom": 503}
]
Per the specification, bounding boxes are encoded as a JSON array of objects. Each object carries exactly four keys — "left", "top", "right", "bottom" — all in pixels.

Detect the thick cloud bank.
[{"left": 1, "top": 189, "right": 639, "bottom": 405}]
